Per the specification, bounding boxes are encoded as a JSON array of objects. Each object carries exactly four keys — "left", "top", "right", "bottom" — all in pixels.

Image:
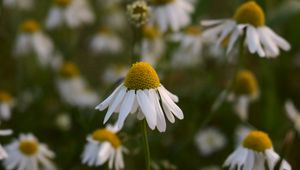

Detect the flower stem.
[{"left": 141, "top": 120, "right": 151, "bottom": 170}]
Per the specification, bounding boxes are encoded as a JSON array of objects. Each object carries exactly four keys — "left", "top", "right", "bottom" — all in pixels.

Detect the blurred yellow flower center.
[
  {"left": 233, "top": 1, "right": 265, "bottom": 27},
  {"left": 55, "top": 0, "right": 71, "bottom": 7},
  {"left": 243, "top": 131, "right": 272, "bottom": 152},
  {"left": 124, "top": 62, "right": 160, "bottom": 90},
  {"left": 185, "top": 26, "right": 202, "bottom": 35},
  {"left": 143, "top": 26, "right": 160, "bottom": 39},
  {"left": 151, "top": 0, "right": 174, "bottom": 5},
  {"left": 21, "top": 20, "right": 40, "bottom": 33},
  {"left": 92, "top": 129, "right": 121, "bottom": 148},
  {"left": 233, "top": 70, "right": 258, "bottom": 98},
  {"left": 98, "top": 27, "right": 112, "bottom": 35},
  {"left": 0, "top": 91, "right": 12, "bottom": 102},
  {"left": 19, "top": 140, "right": 39, "bottom": 156},
  {"left": 59, "top": 62, "right": 80, "bottom": 78}
]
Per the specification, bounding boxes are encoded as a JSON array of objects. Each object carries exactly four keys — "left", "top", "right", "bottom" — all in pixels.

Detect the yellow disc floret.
[
  {"left": 19, "top": 140, "right": 39, "bottom": 156},
  {"left": 98, "top": 26, "right": 112, "bottom": 35},
  {"left": 59, "top": 62, "right": 80, "bottom": 78},
  {"left": 243, "top": 131, "right": 272, "bottom": 152},
  {"left": 92, "top": 129, "right": 121, "bottom": 148},
  {"left": 0, "top": 91, "right": 12, "bottom": 102},
  {"left": 55, "top": 0, "right": 71, "bottom": 7},
  {"left": 233, "top": 70, "right": 258, "bottom": 98},
  {"left": 233, "top": 1, "right": 265, "bottom": 27},
  {"left": 151, "top": 0, "right": 174, "bottom": 5},
  {"left": 142, "top": 26, "right": 160, "bottom": 40},
  {"left": 124, "top": 62, "right": 160, "bottom": 90},
  {"left": 21, "top": 20, "right": 40, "bottom": 33},
  {"left": 184, "top": 26, "right": 202, "bottom": 35}
]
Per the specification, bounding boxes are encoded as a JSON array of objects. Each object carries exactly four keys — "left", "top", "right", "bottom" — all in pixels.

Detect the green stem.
[{"left": 141, "top": 120, "right": 151, "bottom": 170}]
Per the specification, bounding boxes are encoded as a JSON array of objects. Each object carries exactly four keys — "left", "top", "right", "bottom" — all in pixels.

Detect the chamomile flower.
[
  {"left": 201, "top": 1, "right": 290, "bottom": 58},
  {"left": 90, "top": 27, "right": 123, "bottom": 54},
  {"left": 45, "top": 0, "right": 95, "bottom": 29},
  {"left": 4, "top": 134, "right": 56, "bottom": 170},
  {"left": 224, "top": 130, "right": 291, "bottom": 170},
  {"left": 149, "top": 0, "right": 194, "bottom": 32},
  {"left": 137, "top": 25, "right": 165, "bottom": 65},
  {"left": 171, "top": 26, "right": 204, "bottom": 67},
  {"left": 228, "top": 70, "right": 259, "bottom": 121},
  {"left": 95, "top": 62, "right": 183, "bottom": 132},
  {"left": 194, "top": 127, "right": 227, "bottom": 156},
  {"left": 0, "top": 91, "right": 14, "bottom": 121},
  {"left": 102, "top": 65, "right": 128, "bottom": 85},
  {"left": 14, "top": 20, "right": 55, "bottom": 67},
  {"left": 81, "top": 124, "right": 125, "bottom": 170},
  {"left": 57, "top": 62, "right": 99, "bottom": 108},
  {"left": 127, "top": 0, "right": 150, "bottom": 27},
  {"left": 285, "top": 100, "right": 300, "bottom": 134},
  {"left": 3, "top": 0, "right": 34, "bottom": 11},
  {"left": 0, "top": 129, "right": 13, "bottom": 160}
]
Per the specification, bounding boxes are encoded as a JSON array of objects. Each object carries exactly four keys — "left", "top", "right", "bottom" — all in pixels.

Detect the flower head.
[
  {"left": 242, "top": 131, "right": 272, "bottom": 152},
  {"left": 21, "top": 20, "right": 40, "bottom": 33},
  {"left": 0, "top": 91, "right": 14, "bottom": 121},
  {"left": 127, "top": 0, "right": 150, "bottom": 26},
  {"left": 233, "top": 70, "right": 259, "bottom": 98},
  {"left": 92, "top": 129, "right": 121, "bottom": 149},
  {"left": 59, "top": 62, "right": 80, "bottom": 79}
]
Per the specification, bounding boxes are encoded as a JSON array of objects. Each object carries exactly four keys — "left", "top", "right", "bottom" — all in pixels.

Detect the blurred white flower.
[
  {"left": 57, "top": 62, "right": 99, "bottom": 108},
  {"left": 81, "top": 124, "right": 126, "bottom": 170},
  {"left": 102, "top": 65, "right": 128, "bottom": 85},
  {"left": 194, "top": 127, "right": 227, "bottom": 156},
  {"left": 55, "top": 113, "right": 72, "bottom": 131},
  {"left": 0, "top": 91, "right": 14, "bottom": 121},
  {"left": 200, "top": 165, "right": 221, "bottom": 170},
  {"left": 90, "top": 27, "right": 123, "bottom": 54},
  {"left": 127, "top": 0, "right": 151, "bottom": 27},
  {"left": 285, "top": 100, "right": 300, "bottom": 134},
  {"left": 224, "top": 130, "right": 291, "bottom": 170},
  {"left": 150, "top": 0, "right": 194, "bottom": 32},
  {"left": 14, "top": 20, "right": 55, "bottom": 67},
  {"left": 96, "top": 62, "right": 183, "bottom": 132},
  {"left": 234, "top": 125, "right": 252, "bottom": 147},
  {"left": 45, "top": 0, "right": 95, "bottom": 29},
  {"left": 201, "top": 1, "right": 290, "bottom": 58},
  {"left": 4, "top": 134, "right": 56, "bottom": 170},
  {"left": 3, "top": 0, "right": 34, "bottom": 10},
  {"left": 0, "top": 129, "right": 13, "bottom": 160}
]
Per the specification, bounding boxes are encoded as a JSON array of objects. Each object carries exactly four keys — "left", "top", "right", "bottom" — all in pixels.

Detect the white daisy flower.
[
  {"left": 234, "top": 125, "right": 252, "bottom": 147},
  {"left": 201, "top": 1, "right": 291, "bottom": 58},
  {"left": 95, "top": 62, "right": 184, "bottom": 132},
  {"left": 228, "top": 70, "right": 259, "bottom": 121},
  {"left": 285, "top": 100, "right": 300, "bottom": 134},
  {"left": 3, "top": 0, "right": 34, "bottom": 11},
  {"left": 150, "top": 0, "right": 194, "bottom": 32},
  {"left": 90, "top": 27, "right": 123, "bottom": 54},
  {"left": 14, "top": 20, "right": 55, "bottom": 67},
  {"left": 0, "top": 129, "right": 13, "bottom": 160},
  {"left": 136, "top": 25, "right": 165, "bottom": 66},
  {"left": 4, "top": 133, "right": 56, "bottom": 170},
  {"left": 81, "top": 124, "right": 125, "bottom": 170},
  {"left": 0, "top": 91, "right": 15, "bottom": 121},
  {"left": 224, "top": 130, "right": 291, "bottom": 170},
  {"left": 57, "top": 62, "right": 99, "bottom": 108},
  {"left": 45, "top": 0, "right": 95, "bottom": 29},
  {"left": 102, "top": 65, "right": 128, "bottom": 85},
  {"left": 194, "top": 127, "right": 227, "bottom": 156}
]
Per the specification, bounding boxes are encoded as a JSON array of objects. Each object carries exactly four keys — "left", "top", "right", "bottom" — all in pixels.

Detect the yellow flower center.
[
  {"left": 54, "top": 0, "right": 71, "bottom": 7},
  {"left": 233, "top": 1, "right": 265, "bottom": 27},
  {"left": 184, "top": 26, "right": 202, "bottom": 35},
  {"left": 233, "top": 70, "right": 258, "bottom": 98},
  {"left": 19, "top": 140, "right": 39, "bottom": 156},
  {"left": 0, "top": 91, "right": 12, "bottom": 102},
  {"left": 243, "top": 131, "right": 272, "bottom": 152},
  {"left": 59, "top": 62, "right": 80, "bottom": 78},
  {"left": 98, "top": 26, "right": 112, "bottom": 35},
  {"left": 124, "top": 62, "right": 160, "bottom": 90},
  {"left": 151, "top": 0, "right": 174, "bottom": 5},
  {"left": 21, "top": 20, "right": 40, "bottom": 33},
  {"left": 142, "top": 26, "right": 160, "bottom": 39},
  {"left": 92, "top": 129, "right": 121, "bottom": 149}
]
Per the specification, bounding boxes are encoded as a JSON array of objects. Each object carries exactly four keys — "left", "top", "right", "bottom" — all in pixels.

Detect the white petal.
[
  {"left": 95, "top": 83, "right": 123, "bottom": 111},
  {"left": 150, "top": 90, "right": 166, "bottom": 132},
  {"left": 136, "top": 90, "right": 156, "bottom": 129},
  {"left": 117, "top": 90, "right": 135, "bottom": 129}
]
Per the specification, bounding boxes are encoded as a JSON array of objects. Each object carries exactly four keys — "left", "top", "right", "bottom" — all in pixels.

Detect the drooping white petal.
[
  {"left": 117, "top": 90, "right": 135, "bottom": 129},
  {"left": 150, "top": 89, "right": 166, "bottom": 132},
  {"left": 95, "top": 83, "right": 123, "bottom": 111},
  {"left": 136, "top": 90, "right": 156, "bottom": 129}
]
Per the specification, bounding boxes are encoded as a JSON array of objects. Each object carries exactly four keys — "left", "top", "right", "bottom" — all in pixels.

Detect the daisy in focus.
[
  {"left": 4, "top": 134, "right": 56, "bottom": 170},
  {"left": 57, "top": 62, "right": 99, "bottom": 108},
  {"left": 228, "top": 70, "right": 259, "bottom": 121},
  {"left": 90, "top": 27, "right": 123, "bottom": 54},
  {"left": 149, "top": 0, "right": 194, "bottom": 32},
  {"left": 224, "top": 130, "right": 291, "bottom": 170},
  {"left": 285, "top": 100, "right": 300, "bottom": 134},
  {"left": 201, "top": 1, "right": 290, "bottom": 58},
  {"left": 194, "top": 127, "right": 227, "bottom": 156},
  {"left": 3, "top": 0, "right": 34, "bottom": 11},
  {"left": 14, "top": 19, "right": 55, "bottom": 67},
  {"left": 0, "top": 128, "right": 13, "bottom": 160},
  {"left": 81, "top": 124, "right": 125, "bottom": 170},
  {"left": 0, "top": 91, "right": 15, "bottom": 121},
  {"left": 45, "top": 0, "right": 95, "bottom": 29},
  {"left": 95, "top": 62, "right": 183, "bottom": 132}
]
